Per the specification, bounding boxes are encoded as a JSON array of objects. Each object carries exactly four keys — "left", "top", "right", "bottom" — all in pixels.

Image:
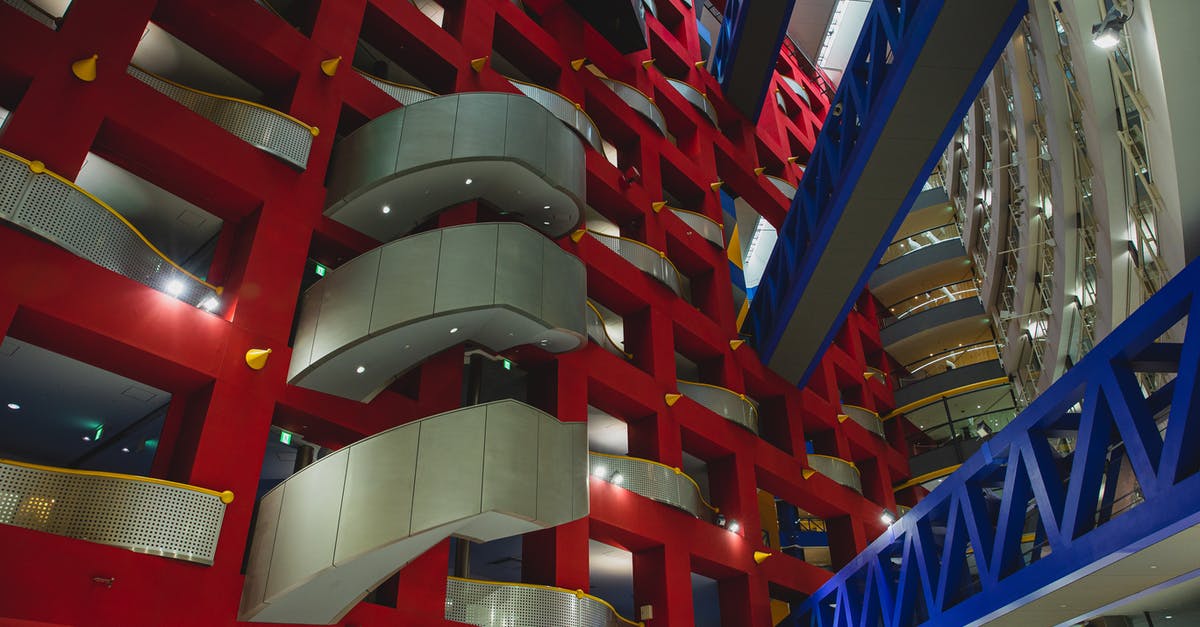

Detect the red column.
[{"left": 633, "top": 543, "right": 695, "bottom": 627}]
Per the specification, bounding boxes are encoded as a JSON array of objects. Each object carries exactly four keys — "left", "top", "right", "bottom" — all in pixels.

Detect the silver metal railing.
[
  {"left": 446, "top": 577, "right": 642, "bottom": 627},
  {"left": 586, "top": 301, "right": 631, "bottom": 359},
  {"left": 507, "top": 77, "right": 604, "bottom": 152},
  {"left": 589, "top": 453, "right": 715, "bottom": 521},
  {"left": 585, "top": 231, "right": 683, "bottom": 296},
  {"left": 665, "top": 78, "right": 718, "bottom": 125},
  {"left": 357, "top": 70, "right": 438, "bottom": 107},
  {"left": 765, "top": 175, "right": 798, "bottom": 200},
  {"left": 668, "top": 207, "right": 723, "bottom": 247},
  {"left": 879, "top": 222, "right": 961, "bottom": 265},
  {"left": 841, "top": 404, "right": 885, "bottom": 438},
  {"left": 598, "top": 77, "right": 667, "bottom": 135},
  {"left": 0, "top": 459, "right": 232, "bottom": 565},
  {"left": 3, "top": 0, "right": 59, "bottom": 28},
  {"left": 0, "top": 149, "right": 223, "bottom": 309},
  {"left": 808, "top": 454, "right": 862, "bottom": 493},
  {"left": 677, "top": 380, "right": 759, "bottom": 434},
  {"left": 127, "top": 65, "right": 316, "bottom": 169}
]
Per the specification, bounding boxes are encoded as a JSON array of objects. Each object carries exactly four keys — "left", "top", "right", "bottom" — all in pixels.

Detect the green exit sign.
[{"left": 279, "top": 430, "right": 293, "bottom": 445}]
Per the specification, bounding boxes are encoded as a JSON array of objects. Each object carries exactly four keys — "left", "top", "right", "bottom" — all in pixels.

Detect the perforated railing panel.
[
  {"left": 509, "top": 80, "right": 603, "bottom": 151},
  {"left": 445, "top": 578, "right": 632, "bottom": 627},
  {"left": 808, "top": 455, "right": 862, "bottom": 493},
  {"left": 0, "top": 461, "right": 227, "bottom": 564},
  {"left": 360, "top": 74, "right": 437, "bottom": 107},
  {"left": 669, "top": 209, "right": 723, "bottom": 247},
  {"left": 0, "top": 151, "right": 218, "bottom": 307},
  {"left": 128, "top": 66, "right": 313, "bottom": 169},
  {"left": 599, "top": 78, "right": 666, "bottom": 135},
  {"left": 589, "top": 232, "right": 682, "bottom": 296},
  {"left": 677, "top": 381, "right": 759, "bottom": 433},
  {"left": 589, "top": 454, "right": 712, "bottom": 521}
]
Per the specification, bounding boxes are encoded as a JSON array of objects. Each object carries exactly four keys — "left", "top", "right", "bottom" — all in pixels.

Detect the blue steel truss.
[
  {"left": 746, "top": 0, "right": 1025, "bottom": 385},
  {"left": 794, "top": 258, "right": 1200, "bottom": 626}
]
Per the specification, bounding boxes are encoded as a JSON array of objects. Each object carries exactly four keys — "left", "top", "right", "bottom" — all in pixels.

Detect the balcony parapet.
[
  {"left": 325, "top": 92, "right": 585, "bottom": 241},
  {"left": 586, "top": 301, "right": 631, "bottom": 359},
  {"left": 0, "top": 148, "right": 222, "bottom": 309},
  {"left": 241, "top": 400, "right": 588, "bottom": 624},
  {"left": 0, "top": 458, "right": 232, "bottom": 565},
  {"left": 589, "top": 452, "right": 716, "bottom": 521},
  {"left": 807, "top": 454, "right": 862, "bottom": 493},
  {"left": 598, "top": 77, "right": 667, "bottom": 135},
  {"left": 579, "top": 230, "right": 683, "bottom": 296},
  {"left": 675, "top": 380, "right": 759, "bottom": 433},
  {"left": 665, "top": 78, "right": 718, "bottom": 125},
  {"left": 3, "top": 0, "right": 58, "bottom": 28},
  {"left": 446, "top": 576, "right": 642, "bottom": 627},
  {"left": 289, "top": 223, "right": 586, "bottom": 402},
  {"left": 127, "top": 65, "right": 317, "bottom": 169},
  {"left": 764, "top": 175, "right": 797, "bottom": 200},
  {"left": 507, "top": 77, "right": 604, "bottom": 152},
  {"left": 356, "top": 69, "right": 438, "bottom": 106},
  {"left": 839, "top": 404, "right": 885, "bottom": 438},
  {"left": 667, "top": 207, "right": 723, "bottom": 248}
]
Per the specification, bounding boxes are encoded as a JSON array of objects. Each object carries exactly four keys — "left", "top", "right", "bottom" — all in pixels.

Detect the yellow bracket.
[
  {"left": 570, "top": 229, "right": 587, "bottom": 243},
  {"left": 864, "top": 371, "right": 876, "bottom": 381},
  {"left": 787, "top": 156, "right": 800, "bottom": 164},
  {"left": 730, "top": 339, "right": 745, "bottom": 350},
  {"left": 245, "top": 348, "right": 272, "bottom": 371},
  {"left": 710, "top": 181, "right": 724, "bottom": 192},
  {"left": 837, "top": 414, "right": 850, "bottom": 423},
  {"left": 72, "top": 54, "right": 98, "bottom": 82},
  {"left": 694, "top": 60, "right": 707, "bottom": 68},
  {"left": 642, "top": 58, "right": 655, "bottom": 70},
  {"left": 753, "top": 167, "right": 766, "bottom": 176},
  {"left": 470, "top": 56, "right": 489, "bottom": 72},
  {"left": 665, "top": 393, "right": 682, "bottom": 407},
  {"left": 320, "top": 56, "right": 342, "bottom": 77},
  {"left": 753, "top": 551, "right": 772, "bottom": 564},
  {"left": 802, "top": 469, "right": 817, "bottom": 479},
  {"left": 651, "top": 201, "right": 666, "bottom": 213},
  {"left": 570, "top": 58, "right": 588, "bottom": 71}
]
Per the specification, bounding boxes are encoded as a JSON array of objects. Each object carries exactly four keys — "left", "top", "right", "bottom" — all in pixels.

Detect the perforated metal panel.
[
  {"left": 665, "top": 78, "right": 718, "bottom": 125},
  {"left": 599, "top": 78, "right": 667, "bottom": 135},
  {"left": 2, "top": 0, "right": 58, "bottom": 28},
  {"left": 360, "top": 73, "right": 438, "bottom": 107},
  {"left": 128, "top": 66, "right": 313, "bottom": 169},
  {"left": 669, "top": 209, "right": 723, "bottom": 247},
  {"left": 677, "top": 381, "right": 759, "bottom": 433},
  {"left": 0, "top": 151, "right": 219, "bottom": 307},
  {"left": 589, "top": 232, "right": 682, "bottom": 296},
  {"left": 808, "top": 455, "right": 863, "bottom": 493},
  {"left": 841, "top": 404, "right": 885, "bottom": 437},
  {"left": 765, "top": 175, "right": 797, "bottom": 200},
  {"left": 589, "top": 454, "right": 713, "bottom": 521},
  {"left": 508, "top": 79, "right": 604, "bottom": 152},
  {"left": 445, "top": 578, "right": 635, "bottom": 627},
  {"left": 0, "top": 461, "right": 227, "bottom": 564},
  {"left": 585, "top": 302, "right": 628, "bottom": 358}
]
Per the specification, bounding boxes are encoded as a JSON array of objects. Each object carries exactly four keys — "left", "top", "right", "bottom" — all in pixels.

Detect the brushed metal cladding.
[
  {"left": 325, "top": 93, "right": 584, "bottom": 241},
  {"left": 287, "top": 223, "right": 586, "bottom": 402},
  {"left": 239, "top": 400, "right": 588, "bottom": 624}
]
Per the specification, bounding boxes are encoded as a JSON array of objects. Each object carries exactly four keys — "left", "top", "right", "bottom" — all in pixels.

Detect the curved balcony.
[
  {"left": 878, "top": 222, "right": 961, "bottom": 265},
  {"left": 667, "top": 207, "right": 723, "bottom": 248},
  {"left": 507, "top": 77, "right": 604, "bottom": 152},
  {"left": 781, "top": 75, "right": 812, "bottom": 107},
  {"left": 665, "top": 78, "right": 718, "bottom": 125},
  {"left": 588, "top": 452, "right": 716, "bottom": 521},
  {"left": 3, "top": 0, "right": 59, "bottom": 28},
  {"left": 675, "top": 380, "right": 759, "bottom": 433},
  {"left": 598, "top": 77, "right": 667, "bottom": 135},
  {"left": 356, "top": 69, "right": 438, "bottom": 106},
  {"left": 807, "top": 454, "right": 862, "bottom": 493},
  {"left": 580, "top": 230, "right": 683, "bottom": 296},
  {"left": 0, "top": 458, "right": 233, "bottom": 565},
  {"left": 839, "top": 404, "right": 884, "bottom": 438},
  {"left": 127, "top": 65, "right": 316, "bottom": 170},
  {"left": 765, "top": 175, "right": 797, "bottom": 200},
  {"left": 289, "top": 223, "right": 587, "bottom": 402},
  {"left": 241, "top": 400, "right": 588, "bottom": 624},
  {"left": 446, "top": 576, "right": 641, "bottom": 627},
  {"left": 325, "top": 92, "right": 585, "bottom": 241},
  {"left": 882, "top": 279, "right": 979, "bottom": 326},
  {"left": 0, "top": 149, "right": 223, "bottom": 309},
  {"left": 586, "top": 301, "right": 631, "bottom": 359}
]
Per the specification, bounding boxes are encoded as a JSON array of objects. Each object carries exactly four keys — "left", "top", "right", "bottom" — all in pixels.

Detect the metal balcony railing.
[
  {"left": 586, "top": 301, "right": 631, "bottom": 359},
  {"left": 665, "top": 78, "right": 717, "bottom": 125},
  {"left": 127, "top": 65, "right": 317, "bottom": 169},
  {"left": 507, "top": 77, "right": 604, "bottom": 152},
  {"left": 0, "top": 148, "right": 223, "bottom": 309},
  {"left": 0, "top": 458, "right": 233, "bottom": 565},
  {"left": 589, "top": 452, "right": 717, "bottom": 521},
  {"left": 878, "top": 222, "right": 961, "bottom": 265},
  {"left": 675, "top": 380, "right": 759, "bottom": 433},
  {"left": 356, "top": 69, "right": 438, "bottom": 106},
  {"left": 2, "top": 0, "right": 59, "bottom": 28},
  {"left": 840, "top": 404, "right": 885, "bottom": 438},
  {"left": 899, "top": 340, "right": 1000, "bottom": 385},
  {"left": 807, "top": 454, "right": 862, "bottom": 493},
  {"left": 446, "top": 577, "right": 642, "bottom": 627},
  {"left": 581, "top": 230, "right": 683, "bottom": 297},
  {"left": 597, "top": 77, "right": 667, "bottom": 135},
  {"left": 882, "top": 279, "right": 979, "bottom": 325},
  {"left": 667, "top": 207, "right": 723, "bottom": 247},
  {"left": 764, "top": 175, "right": 798, "bottom": 200}
]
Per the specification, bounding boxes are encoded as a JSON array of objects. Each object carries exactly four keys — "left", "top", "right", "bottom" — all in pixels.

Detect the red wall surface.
[{"left": 0, "top": 1, "right": 908, "bottom": 625}]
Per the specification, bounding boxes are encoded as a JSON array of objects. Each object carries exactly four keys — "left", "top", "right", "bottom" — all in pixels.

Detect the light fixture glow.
[
  {"left": 381, "top": 205, "right": 391, "bottom": 214},
  {"left": 165, "top": 280, "right": 185, "bottom": 297},
  {"left": 200, "top": 297, "right": 220, "bottom": 312},
  {"left": 449, "top": 327, "right": 459, "bottom": 334},
  {"left": 881, "top": 510, "right": 896, "bottom": 525},
  {"left": 464, "top": 178, "right": 473, "bottom": 185},
  {"left": 543, "top": 220, "right": 551, "bottom": 226},
  {"left": 5, "top": 403, "right": 18, "bottom": 410},
  {"left": 1091, "top": 8, "right": 1129, "bottom": 49},
  {"left": 592, "top": 465, "right": 608, "bottom": 477},
  {"left": 543, "top": 205, "right": 550, "bottom": 209},
  {"left": 121, "top": 447, "right": 131, "bottom": 453},
  {"left": 1092, "top": 29, "right": 1120, "bottom": 49},
  {"left": 314, "top": 263, "right": 328, "bottom": 277},
  {"left": 355, "top": 365, "right": 366, "bottom": 374},
  {"left": 279, "top": 430, "right": 293, "bottom": 445},
  {"left": 611, "top": 472, "right": 625, "bottom": 485},
  {"left": 82, "top": 436, "right": 91, "bottom": 442},
  {"left": 727, "top": 520, "right": 741, "bottom": 533}
]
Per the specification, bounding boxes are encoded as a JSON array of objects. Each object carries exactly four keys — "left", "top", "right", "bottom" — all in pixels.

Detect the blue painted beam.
[
  {"left": 746, "top": 0, "right": 1027, "bottom": 387},
  {"left": 710, "top": 0, "right": 796, "bottom": 120}
]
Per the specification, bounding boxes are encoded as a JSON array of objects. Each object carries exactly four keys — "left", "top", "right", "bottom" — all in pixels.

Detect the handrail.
[
  {"left": 128, "top": 64, "right": 318, "bottom": 135},
  {"left": 0, "top": 458, "right": 233, "bottom": 503},
  {"left": 353, "top": 68, "right": 439, "bottom": 102},
  {"left": 664, "top": 77, "right": 718, "bottom": 125},
  {"left": 589, "top": 451, "right": 719, "bottom": 513},
  {"left": 883, "top": 278, "right": 979, "bottom": 323},
  {"left": 580, "top": 230, "right": 684, "bottom": 296},
  {"left": 677, "top": 379, "right": 760, "bottom": 412},
  {"left": 807, "top": 454, "right": 859, "bottom": 474},
  {"left": 666, "top": 206, "right": 723, "bottom": 247},
  {"left": 446, "top": 576, "right": 644, "bottom": 627},
  {"left": 879, "top": 221, "right": 961, "bottom": 265},
  {"left": 504, "top": 75, "right": 604, "bottom": 148},
  {"left": 676, "top": 379, "right": 759, "bottom": 433},
  {"left": 841, "top": 403, "right": 879, "bottom": 418},
  {"left": 0, "top": 148, "right": 223, "bottom": 304},
  {"left": 597, "top": 76, "right": 668, "bottom": 135},
  {"left": 892, "top": 464, "right": 962, "bottom": 492},
  {"left": 586, "top": 301, "right": 632, "bottom": 358},
  {"left": 900, "top": 340, "right": 999, "bottom": 383},
  {"left": 883, "top": 377, "right": 1011, "bottom": 420}
]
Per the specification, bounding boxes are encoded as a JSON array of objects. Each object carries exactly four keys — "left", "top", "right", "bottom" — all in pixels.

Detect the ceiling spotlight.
[
  {"left": 1091, "top": 7, "right": 1130, "bottom": 49},
  {"left": 464, "top": 178, "right": 473, "bottom": 185},
  {"left": 199, "top": 297, "right": 220, "bottom": 312},
  {"left": 381, "top": 205, "right": 391, "bottom": 214},
  {"left": 592, "top": 465, "right": 608, "bottom": 477},
  {"left": 543, "top": 205, "right": 550, "bottom": 210},
  {"left": 82, "top": 436, "right": 91, "bottom": 442},
  {"left": 449, "top": 327, "right": 459, "bottom": 334},
  {"left": 355, "top": 365, "right": 366, "bottom": 374},
  {"left": 727, "top": 520, "right": 741, "bottom": 533},
  {"left": 121, "top": 447, "right": 131, "bottom": 453},
  {"left": 5, "top": 402, "right": 19, "bottom": 410},
  {"left": 543, "top": 220, "right": 551, "bottom": 226},
  {"left": 881, "top": 510, "right": 896, "bottom": 525},
  {"left": 611, "top": 472, "right": 625, "bottom": 485},
  {"left": 165, "top": 280, "right": 185, "bottom": 297}
]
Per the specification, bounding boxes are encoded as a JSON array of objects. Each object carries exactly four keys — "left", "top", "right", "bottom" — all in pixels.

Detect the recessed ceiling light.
[
  {"left": 543, "top": 221, "right": 551, "bottom": 226},
  {"left": 121, "top": 447, "right": 131, "bottom": 453},
  {"left": 464, "top": 178, "right": 473, "bottom": 185},
  {"left": 381, "top": 205, "right": 391, "bottom": 214},
  {"left": 355, "top": 365, "right": 366, "bottom": 374},
  {"left": 543, "top": 205, "right": 550, "bottom": 209},
  {"left": 82, "top": 436, "right": 91, "bottom": 442},
  {"left": 5, "top": 402, "right": 18, "bottom": 410},
  {"left": 450, "top": 327, "right": 459, "bottom": 334}
]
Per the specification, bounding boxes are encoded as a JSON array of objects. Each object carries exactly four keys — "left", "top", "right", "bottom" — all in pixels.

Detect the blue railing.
[{"left": 794, "top": 258, "right": 1200, "bottom": 626}]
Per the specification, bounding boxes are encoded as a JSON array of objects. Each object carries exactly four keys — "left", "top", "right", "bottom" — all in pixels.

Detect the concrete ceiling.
[{"left": 787, "top": 0, "right": 838, "bottom": 62}]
